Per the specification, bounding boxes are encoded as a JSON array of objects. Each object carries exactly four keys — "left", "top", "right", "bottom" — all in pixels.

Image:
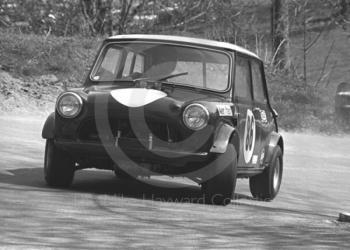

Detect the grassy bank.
[
  {"left": 0, "top": 30, "right": 100, "bottom": 115},
  {"left": 0, "top": 29, "right": 101, "bottom": 84}
]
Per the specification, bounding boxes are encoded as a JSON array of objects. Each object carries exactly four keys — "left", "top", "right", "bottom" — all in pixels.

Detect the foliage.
[
  {"left": 0, "top": 0, "right": 348, "bottom": 43},
  {"left": 267, "top": 68, "right": 344, "bottom": 133},
  {"left": 0, "top": 0, "right": 88, "bottom": 36},
  {"left": 0, "top": 29, "right": 100, "bottom": 83},
  {"left": 0, "top": 0, "right": 350, "bottom": 132}
]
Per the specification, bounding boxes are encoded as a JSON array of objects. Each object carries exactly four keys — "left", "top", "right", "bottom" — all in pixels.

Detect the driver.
[{"left": 144, "top": 45, "right": 178, "bottom": 79}]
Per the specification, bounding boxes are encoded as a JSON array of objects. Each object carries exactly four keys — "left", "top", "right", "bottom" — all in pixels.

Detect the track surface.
[{"left": 0, "top": 116, "right": 349, "bottom": 249}]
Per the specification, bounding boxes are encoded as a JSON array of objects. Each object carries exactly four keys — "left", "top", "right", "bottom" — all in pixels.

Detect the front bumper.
[{"left": 55, "top": 139, "right": 210, "bottom": 169}]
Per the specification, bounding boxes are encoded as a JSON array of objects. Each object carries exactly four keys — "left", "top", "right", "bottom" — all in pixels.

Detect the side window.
[
  {"left": 122, "top": 51, "right": 135, "bottom": 77},
  {"left": 94, "top": 47, "right": 122, "bottom": 81},
  {"left": 251, "top": 60, "right": 267, "bottom": 103},
  {"left": 133, "top": 54, "right": 144, "bottom": 73},
  {"left": 234, "top": 57, "right": 252, "bottom": 100}
]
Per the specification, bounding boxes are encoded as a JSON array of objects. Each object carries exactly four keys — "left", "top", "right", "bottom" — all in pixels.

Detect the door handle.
[{"left": 233, "top": 106, "right": 240, "bottom": 119}]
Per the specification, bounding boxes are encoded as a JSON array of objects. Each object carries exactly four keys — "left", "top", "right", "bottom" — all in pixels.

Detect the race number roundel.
[{"left": 243, "top": 109, "right": 256, "bottom": 163}]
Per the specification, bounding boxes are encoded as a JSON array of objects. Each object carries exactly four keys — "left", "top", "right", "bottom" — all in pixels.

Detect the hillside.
[{"left": 0, "top": 25, "right": 348, "bottom": 132}]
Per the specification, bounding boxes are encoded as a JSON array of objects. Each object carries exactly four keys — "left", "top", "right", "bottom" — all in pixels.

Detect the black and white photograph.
[{"left": 0, "top": 0, "right": 349, "bottom": 248}]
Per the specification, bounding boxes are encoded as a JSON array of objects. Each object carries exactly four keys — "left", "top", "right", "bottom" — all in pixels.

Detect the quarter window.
[
  {"left": 251, "top": 60, "right": 267, "bottom": 103},
  {"left": 234, "top": 57, "right": 252, "bottom": 100}
]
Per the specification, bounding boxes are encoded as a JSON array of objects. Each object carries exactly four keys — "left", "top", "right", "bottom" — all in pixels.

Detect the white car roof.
[{"left": 107, "top": 34, "right": 260, "bottom": 59}]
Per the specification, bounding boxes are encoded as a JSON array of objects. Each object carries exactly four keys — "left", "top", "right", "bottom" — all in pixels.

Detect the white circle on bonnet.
[{"left": 110, "top": 88, "right": 167, "bottom": 108}]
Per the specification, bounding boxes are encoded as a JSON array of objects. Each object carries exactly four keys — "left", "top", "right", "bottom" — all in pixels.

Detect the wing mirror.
[{"left": 272, "top": 108, "right": 279, "bottom": 118}]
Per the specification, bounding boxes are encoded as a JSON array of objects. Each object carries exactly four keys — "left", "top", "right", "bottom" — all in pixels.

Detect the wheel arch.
[
  {"left": 264, "top": 131, "right": 284, "bottom": 167},
  {"left": 42, "top": 112, "right": 55, "bottom": 139},
  {"left": 209, "top": 122, "right": 239, "bottom": 156},
  {"left": 277, "top": 136, "right": 284, "bottom": 155}
]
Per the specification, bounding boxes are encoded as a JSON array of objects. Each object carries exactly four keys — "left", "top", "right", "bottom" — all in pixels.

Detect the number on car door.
[
  {"left": 234, "top": 56, "right": 257, "bottom": 168},
  {"left": 250, "top": 59, "right": 274, "bottom": 168}
]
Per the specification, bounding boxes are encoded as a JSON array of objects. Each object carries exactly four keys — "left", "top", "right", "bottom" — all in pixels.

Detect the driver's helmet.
[{"left": 144, "top": 45, "right": 178, "bottom": 79}]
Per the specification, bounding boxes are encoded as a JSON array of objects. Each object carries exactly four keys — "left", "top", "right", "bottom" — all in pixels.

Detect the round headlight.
[
  {"left": 183, "top": 103, "right": 209, "bottom": 131},
  {"left": 57, "top": 92, "right": 83, "bottom": 118}
]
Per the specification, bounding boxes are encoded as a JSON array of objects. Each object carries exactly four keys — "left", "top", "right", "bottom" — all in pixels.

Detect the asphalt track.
[{"left": 0, "top": 116, "right": 349, "bottom": 249}]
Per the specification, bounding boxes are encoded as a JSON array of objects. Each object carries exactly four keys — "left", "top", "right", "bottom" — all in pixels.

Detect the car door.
[
  {"left": 250, "top": 59, "right": 275, "bottom": 167},
  {"left": 234, "top": 56, "right": 256, "bottom": 168}
]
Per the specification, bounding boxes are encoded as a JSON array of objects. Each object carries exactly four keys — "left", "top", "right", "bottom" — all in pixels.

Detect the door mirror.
[{"left": 272, "top": 108, "right": 279, "bottom": 118}]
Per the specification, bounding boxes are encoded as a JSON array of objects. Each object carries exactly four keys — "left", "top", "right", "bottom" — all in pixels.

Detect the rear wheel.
[
  {"left": 201, "top": 144, "right": 237, "bottom": 206},
  {"left": 44, "top": 139, "right": 75, "bottom": 187},
  {"left": 249, "top": 146, "right": 283, "bottom": 201}
]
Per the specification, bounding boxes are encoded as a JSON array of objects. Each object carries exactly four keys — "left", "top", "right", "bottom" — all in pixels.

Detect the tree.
[
  {"left": 271, "top": 0, "right": 290, "bottom": 70},
  {"left": 116, "top": 0, "right": 133, "bottom": 34},
  {"left": 80, "top": 0, "right": 112, "bottom": 36}
]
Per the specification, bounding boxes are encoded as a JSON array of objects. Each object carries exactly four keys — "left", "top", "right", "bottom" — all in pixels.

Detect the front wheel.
[
  {"left": 249, "top": 146, "right": 283, "bottom": 201},
  {"left": 201, "top": 144, "right": 238, "bottom": 206},
  {"left": 44, "top": 139, "right": 75, "bottom": 187}
]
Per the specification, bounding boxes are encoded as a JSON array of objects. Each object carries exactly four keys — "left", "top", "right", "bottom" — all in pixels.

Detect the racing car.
[{"left": 42, "top": 35, "right": 284, "bottom": 205}]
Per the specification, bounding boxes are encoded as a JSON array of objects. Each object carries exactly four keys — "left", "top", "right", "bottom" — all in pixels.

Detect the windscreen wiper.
[
  {"left": 158, "top": 72, "right": 188, "bottom": 81},
  {"left": 134, "top": 72, "right": 188, "bottom": 83}
]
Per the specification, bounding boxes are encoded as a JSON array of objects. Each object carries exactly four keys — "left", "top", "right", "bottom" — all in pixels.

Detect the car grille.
[{"left": 78, "top": 118, "right": 184, "bottom": 143}]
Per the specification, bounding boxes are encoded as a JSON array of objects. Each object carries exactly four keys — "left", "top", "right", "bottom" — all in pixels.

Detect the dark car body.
[
  {"left": 335, "top": 82, "right": 350, "bottom": 124},
  {"left": 42, "top": 35, "right": 284, "bottom": 204}
]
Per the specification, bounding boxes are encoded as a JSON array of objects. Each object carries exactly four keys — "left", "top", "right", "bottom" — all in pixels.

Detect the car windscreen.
[{"left": 90, "top": 42, "right": 231, "bottom": 91}]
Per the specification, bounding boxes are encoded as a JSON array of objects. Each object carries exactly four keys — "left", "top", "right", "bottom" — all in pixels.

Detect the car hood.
[{"left": 72, "top": 85, "right": 232, "bottom": 124}]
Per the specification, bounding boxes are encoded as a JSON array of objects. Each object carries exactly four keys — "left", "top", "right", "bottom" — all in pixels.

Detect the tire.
[
  {"left": 201, "top": 144, "right": 238, "bottom": 206},
  {"left": 44, "top": 139, "right": 75, "bottom": 187},
  {"left": 249, "top": 146, "right": 283, "bottom": 201}
]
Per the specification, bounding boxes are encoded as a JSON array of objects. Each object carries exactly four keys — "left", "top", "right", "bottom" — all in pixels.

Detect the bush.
[{"left": 267, "top": 70, "right": 344, "bottom": 133}]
